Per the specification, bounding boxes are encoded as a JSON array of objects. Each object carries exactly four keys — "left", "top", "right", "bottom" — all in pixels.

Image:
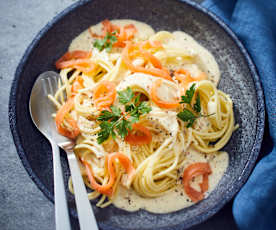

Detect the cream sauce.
[
  {"left": 69, "top": 19, "right": 227, "bottom": 214},
  {"left": 169, "top": 31, "right": 220, "bottom": 85},
  {"left": 69, "top": 19, "right": 155, "bottom": 51},
  {"left": 113, "top": 150, "right": 228, "bottom": 213}
]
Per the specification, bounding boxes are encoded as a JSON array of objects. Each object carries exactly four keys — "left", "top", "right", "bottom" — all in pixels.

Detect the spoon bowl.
[{"left": 29, "top": 71, "right": 68, "bottom": 143}]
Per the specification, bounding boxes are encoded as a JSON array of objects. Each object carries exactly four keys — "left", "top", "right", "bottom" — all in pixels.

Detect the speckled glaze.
[{"left": 9, "top": 0, "right": 265, "bottom": 229}]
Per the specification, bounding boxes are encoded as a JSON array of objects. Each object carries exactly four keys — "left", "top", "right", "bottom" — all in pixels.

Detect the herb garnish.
[
  {"left": 177, "top": 83, "right": 214, "bottom": 128},
  {"left": 96, "top": 87, "right": 152, "bottom": 144},
  {"left": 179, "top": 84, "right": 196, "bottom": 105},
  {"left": 193, "top": 94, "right": 201, "bottom": 113},
  {"left": 93, "top": 32, "right": 117, "bottom": 52}
]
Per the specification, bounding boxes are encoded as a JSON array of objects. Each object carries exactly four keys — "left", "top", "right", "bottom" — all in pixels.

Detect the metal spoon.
[{"left": 29, "top": 71, "right": 98, "bottom": 230}]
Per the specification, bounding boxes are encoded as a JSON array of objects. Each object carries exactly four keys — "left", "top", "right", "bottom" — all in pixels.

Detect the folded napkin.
[{"left": 202, "top": 0, "right": 276, "bottom": 229}]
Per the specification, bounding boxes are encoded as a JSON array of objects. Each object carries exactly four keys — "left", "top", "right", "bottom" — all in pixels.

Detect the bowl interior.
[{"left": 10, "top": 0, "right": 264, "bottom": 229}]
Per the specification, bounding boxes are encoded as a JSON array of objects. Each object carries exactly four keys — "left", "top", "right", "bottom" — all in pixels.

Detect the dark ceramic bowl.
[{"left": 9, "top": 0, "right": 265, "bottom": 229}]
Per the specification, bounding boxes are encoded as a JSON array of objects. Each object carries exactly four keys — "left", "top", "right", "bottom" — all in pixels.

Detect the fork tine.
[
  {"left": 47, "top": 77, "right": 54, "bottom": 95},
  {"left": 51, "top": 76, "right": 60, "bottom": 101},
  {"left": 57, "top": 78, "right": 65, "bottom": 103},
  {"left": 53, "top": 76, "right": 59, "bottom": 90},
  {"left": 41, "top": 78, "right": 49, "bottom": 96}
]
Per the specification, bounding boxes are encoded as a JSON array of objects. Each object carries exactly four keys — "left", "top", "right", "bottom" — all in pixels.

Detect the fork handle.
[
  {"left": 66, "top": 150, "right": 99, "bottom": 230},
  {"left": 51, "top": 141, "right": 71, "bottom": 230}
]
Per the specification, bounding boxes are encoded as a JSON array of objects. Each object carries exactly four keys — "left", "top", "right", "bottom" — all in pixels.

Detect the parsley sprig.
[
  {"left": 93, "top": 32, "right": 117, "bottom": 52},
  {"left": 96, "top": 87, "right": 152, "bottom": 144},
  {"left": 177, "top": 83, "right": 214, "bottom": 128},
  {"left": 179, "top": 84, "right": 196, "bottom": 105}
]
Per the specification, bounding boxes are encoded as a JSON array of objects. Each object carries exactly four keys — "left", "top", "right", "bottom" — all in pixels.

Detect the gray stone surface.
[
  {"left": 0, "top": 0, "right": 237, "bottom": 230},
  {"left": 0, "top": 1, "right": 74, "bottom": 230}
]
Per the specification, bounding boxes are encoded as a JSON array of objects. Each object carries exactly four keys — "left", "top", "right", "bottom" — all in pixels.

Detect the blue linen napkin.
[{"left": 201, "top": 0, "right": 276, "bottom": 229}]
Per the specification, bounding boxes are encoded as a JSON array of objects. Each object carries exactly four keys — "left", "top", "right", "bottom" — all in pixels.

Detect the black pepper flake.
[
  {"left": 169, "top": 69, "right": 174, "bottom": 77},
  {"left": 186, "top": 199, "right": 190, "bottom": 202},
  {"left": 175, "top": 189, "right": 178, "bottom": 192},
  {"left": 180, "top": 192, "right": 184, "bottom": 196}
]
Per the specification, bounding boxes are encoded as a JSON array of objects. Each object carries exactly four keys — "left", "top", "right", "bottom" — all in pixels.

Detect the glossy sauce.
[
  {"left": 69, "top": 19, "right": 155, "bottom": 51},
  {"left": 112, "top": 150, "right": 228, "bottom": 213},
  {"left": 169, "top": 31, "right": 220, "bottom": 85}
]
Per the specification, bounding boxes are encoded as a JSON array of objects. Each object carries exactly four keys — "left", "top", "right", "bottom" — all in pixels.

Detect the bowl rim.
[{"left": 8, "top": 0, "right": 265, "bottom": 229}]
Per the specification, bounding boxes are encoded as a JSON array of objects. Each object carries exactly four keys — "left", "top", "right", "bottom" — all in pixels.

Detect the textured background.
[{"left": 1, "top": 0, "right": 238, "bottom": 229}]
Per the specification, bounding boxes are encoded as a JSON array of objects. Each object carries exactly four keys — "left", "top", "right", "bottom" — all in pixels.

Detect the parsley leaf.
[
  {"left": 193, "top": 94, "right": 201, "bottom": 113},
  {"left": 111, "top": 106, "right": 121, "bottom": 117},
  {"left": 97, "top": 110, "right": 116, "bottom": 121},
  {"left": 134, "top": 94, "right": 141, "bottom": 105},
  {"left": 93, "top": 39, "right": 105, "bottom": 51},
  {"left": 105, "top": 43, "right": 112, "bottom": 52},
  {"left": 118, "top": 87, "right": 134, "bottom": 104},
  {"left": 177, "top": 83, "right": 215, "bottom": 128},
  {"left": 97, "top": 106, "right": 122, "bottom": 123},
  {"left": 125, "top": 104, "right": 135, "bottom": 112},
  {"left": 180, "top": 83, "right": 196, "bottom": 104},
  {"left": 127, "top": 114, "right": 140, "bottom": 124},
  {"left": 177, "top": 109, "right": 196, "bottom": 128},
  {"left": 93, "top": 32, "right": 118, "bottom": 52},
  {"left": 138, "top": 101, "right": 152, "bottom": 115},
  {"left": 97, "top": 121, "right": 114, "bottom": 144},
  {"left": 116, "top": 119, "right": 132, "bottom": 138},
  {"left": 109, "top": 32, "right": 118, "bottom": 42}
]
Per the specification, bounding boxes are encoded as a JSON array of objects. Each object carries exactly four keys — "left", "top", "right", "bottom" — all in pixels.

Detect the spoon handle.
[
  {"left": 66, "top": 149, "right": 99, "bottom": 230},
  {"left": 51, "top": 141, "right": 71, "bottom": 230}
]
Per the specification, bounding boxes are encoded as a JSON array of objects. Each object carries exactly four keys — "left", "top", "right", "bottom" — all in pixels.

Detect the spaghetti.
[{"left": 48, "top": 19, "right": 237, "bottom": 213}]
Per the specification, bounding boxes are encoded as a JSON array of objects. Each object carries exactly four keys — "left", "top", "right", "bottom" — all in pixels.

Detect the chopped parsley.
[
  {"left": 177, "top": 109, "right": 197, "bottom": 128},
  {"left": 177, "top": 83, "right": 214, "bottom": 128},
  {"left": 96, "top": 87, "right": 152, "bottom": 144},
  {"left": 179, "top": 83, "right": 196, "bottom": 105},
  {"left": 193, "top": 93, "right": 201, "bottom": 113},
  {"left": 93, "top": 32, "right": 117, "bottom": 52}
]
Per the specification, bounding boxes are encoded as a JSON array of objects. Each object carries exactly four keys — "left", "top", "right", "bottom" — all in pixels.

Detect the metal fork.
[{"left": 29, "top": 71, "right": 98, "bottom": 230}]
